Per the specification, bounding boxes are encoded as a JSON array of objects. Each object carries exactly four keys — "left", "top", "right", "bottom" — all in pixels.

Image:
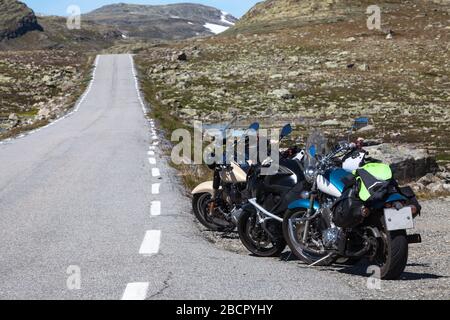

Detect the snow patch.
[
  {"left": 204, "top": 23, "right": 230, "bottom": 35},
  {"left": 221, "top": 11, "right": 235, "bottom": 25}
]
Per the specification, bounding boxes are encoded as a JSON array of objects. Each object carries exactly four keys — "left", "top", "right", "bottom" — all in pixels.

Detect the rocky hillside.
[
  {"left": 232, "top": 0, "right": 450, "bottom": 33},
  {"left": 136, "top": 0, "right": 450, "bottom": 194},
  {"left": 0, "top": 50, "right": 92, "bottom": 139},
  {"left": 85, "top": 3, "right": 237, "bottom": 40},
  {"left": 0, "top": 0, "right": 122, "bottom": 51},
  {"left": 0, "top": 0, "right": 43, "bottom": 40}
]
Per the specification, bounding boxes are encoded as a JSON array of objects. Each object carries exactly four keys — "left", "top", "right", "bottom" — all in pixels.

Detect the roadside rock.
[
  {"left": 173, "top": 51, "right": 187, "bottom": 61},
  {"left": 321, "top": 119, "right": 341, "bottom": 126},
  {"left": 365, "top": 144, "right": 439, "bottom": 182},
  {"left": 8, "top": 113, "right": 18, "bottom": 122},
  {"left": 269, "top": 89, "right": 294, "bottom": 100}
]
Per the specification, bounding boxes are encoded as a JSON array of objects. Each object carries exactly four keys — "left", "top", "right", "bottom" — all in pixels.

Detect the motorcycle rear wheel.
[
  {"left": 237, "top": 208, "right": 286, "bottom": 257},
  {"left": 375, "top": 226, "right": 408, "bottom": 280}
]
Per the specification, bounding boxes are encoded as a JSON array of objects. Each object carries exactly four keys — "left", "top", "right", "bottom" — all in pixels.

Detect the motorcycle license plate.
[{"left": 384, "top": 207, "right": 414, "bottom": 231}]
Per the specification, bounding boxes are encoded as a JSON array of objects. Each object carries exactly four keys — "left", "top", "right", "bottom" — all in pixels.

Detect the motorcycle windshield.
[{"left": 304, "top": 130, "right": 329, "bottom": 169}]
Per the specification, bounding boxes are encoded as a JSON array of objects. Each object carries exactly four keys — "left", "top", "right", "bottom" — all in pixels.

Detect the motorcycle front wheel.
[
  {"left": 283, "top": 209, "right": 335, "bottom": 266},
  {"left": 192, "top": 193, "right": 231, "bottom": 231},
  {"left": 237, "top": 208, "right": 286, "bottom": 257}
]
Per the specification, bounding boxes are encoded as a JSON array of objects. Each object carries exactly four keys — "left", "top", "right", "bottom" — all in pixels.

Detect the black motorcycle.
[{"left": 235, "top": 124, "right": 308, "bottom": 257}]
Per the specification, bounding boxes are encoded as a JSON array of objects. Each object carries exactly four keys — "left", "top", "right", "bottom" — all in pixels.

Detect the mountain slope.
[
  {"left": 84, "top": 3, "right": 237, "bottom": 40},
  {"left": 0, "top": 0, "right": 43, "bottom": 40},
  {"left": 232, "top": 0, "right": 421, "bottom": 33},
  {"left": 0, "top": 0, "right": 122, "bottom": 51}
]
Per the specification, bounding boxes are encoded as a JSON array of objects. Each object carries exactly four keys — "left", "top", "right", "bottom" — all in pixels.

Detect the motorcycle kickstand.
[{"left": 307, "top": 252, "right": 334, "bottom": 267}]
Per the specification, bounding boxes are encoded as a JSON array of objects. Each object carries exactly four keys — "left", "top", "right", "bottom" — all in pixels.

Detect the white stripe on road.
[
  {"left": 152, "top": 183, "right": 160, "bottom": 195},
  {"left": 151, "top": 201, "right": 161, "bottom": 216},
  {"left": 139, "top": 230, "right": 161, "bottom": 255},
  {"left": 153, "top": 141, "right": 159, "bottom": 146},
  {"left": 148, "top": 151, "right": 155, "bottom": 156},
  {"left": 152, "top": 168, "right": 161, "bottom": 177},
  {"left": 149, "top": 146, "right": 156, "bottom": 150},
  {"left": 148, "top": 158, "right": 156, "bottom": 165},
  {"left": 121, "top": 282, "right": 149, "bottom": 300}
]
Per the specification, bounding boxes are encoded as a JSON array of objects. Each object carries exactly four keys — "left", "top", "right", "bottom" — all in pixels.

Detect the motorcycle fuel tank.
[
  {"left": 220, "top": 161, "right": 247, "bottom": 184},
  {"left": 317, "top": 168, "right": 351, "bottom": 198}
]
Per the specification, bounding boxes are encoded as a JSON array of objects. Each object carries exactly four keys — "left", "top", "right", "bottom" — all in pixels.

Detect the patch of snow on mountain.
[
  {"left": 221, "top": 11, "right": 235, "bottom": 25},
  {"left": 204, "top": 23, "right": 230, "bottom": 35}
]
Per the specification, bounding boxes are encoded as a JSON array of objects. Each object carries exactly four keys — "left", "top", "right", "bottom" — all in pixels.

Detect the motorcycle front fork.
[
  {"left": 302, "top": 187, "right": 318, "bottom": 243},
  {"left": 209, "top": 169, "right": 221, "bottom": 215}
]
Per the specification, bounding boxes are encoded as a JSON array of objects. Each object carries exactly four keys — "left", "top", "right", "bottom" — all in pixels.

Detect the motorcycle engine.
[{"left": 322, "top": 227, "right": 345, "bottom": 251}]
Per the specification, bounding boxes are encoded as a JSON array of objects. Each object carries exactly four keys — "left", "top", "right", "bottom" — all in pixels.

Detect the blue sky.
[{"left": 22, "top": 1, "right": 261, "bottom": 18}]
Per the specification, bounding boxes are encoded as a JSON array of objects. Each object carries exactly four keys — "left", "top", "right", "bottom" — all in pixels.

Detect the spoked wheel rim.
[
  {"left": 287, "top": 211, "right": 331, "bottom": 262},
  {"left": 245, "top": 213, "right": 276, "bottom": 252},
  {"left": 196, "top": 193, "right": 216, "bottom": 224}
]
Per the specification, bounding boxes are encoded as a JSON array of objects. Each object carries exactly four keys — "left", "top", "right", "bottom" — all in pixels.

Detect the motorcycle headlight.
[{"left": 304, "top": 166, "right": 316, "bottom": 183}]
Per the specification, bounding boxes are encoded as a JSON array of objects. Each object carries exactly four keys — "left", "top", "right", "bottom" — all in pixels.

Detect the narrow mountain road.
[{"left": 0, "top": 54, "right": 362, "bottom": 300}]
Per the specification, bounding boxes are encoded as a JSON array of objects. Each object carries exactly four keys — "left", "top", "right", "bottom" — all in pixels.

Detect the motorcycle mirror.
[
  {"left": 353, "top": 117, "right": 369, "bottom": 130},
  {"left": 249, "top": 122, "right": 260, "bottom": 131},
  {"left": 280, "top": 124, "right": 293, "bottom": 141},
  {"left": 347, "top": 117, "right": 369, "bottom": 142},
  {"left": 309, "top": 145, "right": 317, "bottom": 158}
]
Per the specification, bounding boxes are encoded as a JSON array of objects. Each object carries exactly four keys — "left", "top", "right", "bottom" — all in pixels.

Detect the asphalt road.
[{"left": 0, "top": 54, "right": 368, "bottom": 300}]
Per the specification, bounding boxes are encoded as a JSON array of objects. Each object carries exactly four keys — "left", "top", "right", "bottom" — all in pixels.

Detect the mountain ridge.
[
  {"left": 0, "top": 0, "right": 43, "bottom": 40},
  {"left": 84, "top": 2, "right": 237, "bottom": 40}
]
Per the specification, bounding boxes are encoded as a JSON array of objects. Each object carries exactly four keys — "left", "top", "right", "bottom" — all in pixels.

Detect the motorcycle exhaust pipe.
[{"left": 407, "top": 234, "right": 422, "bottom": 244}]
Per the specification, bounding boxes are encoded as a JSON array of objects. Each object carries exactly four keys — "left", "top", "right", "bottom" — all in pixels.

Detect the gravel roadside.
[{"left": 197, "top": 198, "right": 450, "bottom": 300}]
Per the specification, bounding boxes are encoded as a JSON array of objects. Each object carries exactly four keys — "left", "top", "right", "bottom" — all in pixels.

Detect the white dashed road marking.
[
  {"left": 152, "top": 168, "right": 161, "bottom": 177},
  {"left": 121, "top": 282, "right": 149, "bottom": 300},
  {"left": 148, "top": 151, "right": 155, "bottom": 156},
  {"left": 152, "top": 183, "right": 160, "bottom": 195},
  {"left": 139, "top": 230, "right": 161, "bottom": 255},
  {"left": 151, "top": 201, "right": 161, "bottom": 216},
  {"left": 148, "top": 158, "right": 156, "bottom": 165}
]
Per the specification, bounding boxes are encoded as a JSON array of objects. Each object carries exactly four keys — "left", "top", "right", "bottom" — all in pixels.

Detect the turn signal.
[{"left": 410, "top": 205, "right": 418, "bottom": 217}]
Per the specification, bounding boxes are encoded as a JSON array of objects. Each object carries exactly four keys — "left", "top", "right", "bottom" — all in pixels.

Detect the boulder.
[
  {"left": 173, "top": 52, "right": 187, "bottom": 61},
  {"left": 321, "top": 119, "right": 341, "bottom": 126},
  {"left": 364, "top": 144, "right": 439, "bottom": 182},
  {"left": 269, "top": 89, "right": 294, "bottom": 100}
]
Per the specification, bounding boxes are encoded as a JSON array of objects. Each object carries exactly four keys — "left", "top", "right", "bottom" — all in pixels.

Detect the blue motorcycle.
[{"left": 283, "top": 126, "right": 422, "bottom": 280}]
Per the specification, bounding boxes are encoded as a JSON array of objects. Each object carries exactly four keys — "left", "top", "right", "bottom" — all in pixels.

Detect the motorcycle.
[
  {"left": 282, "top": 122, "right": 422, "bottom": 279},
  {"left": 192, "top": 122, "right": 260, "bottom": 231},
  {"left": 236, "top": 124, "right": 308, "bottom": 257}
]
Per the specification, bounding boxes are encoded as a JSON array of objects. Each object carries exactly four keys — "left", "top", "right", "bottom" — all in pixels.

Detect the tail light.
[
  {"left": 361, "top": 206, "right": 370, "bottom": 218},
  {"left": 410, "top": 205, "right": 418, "bottom": 217}
]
